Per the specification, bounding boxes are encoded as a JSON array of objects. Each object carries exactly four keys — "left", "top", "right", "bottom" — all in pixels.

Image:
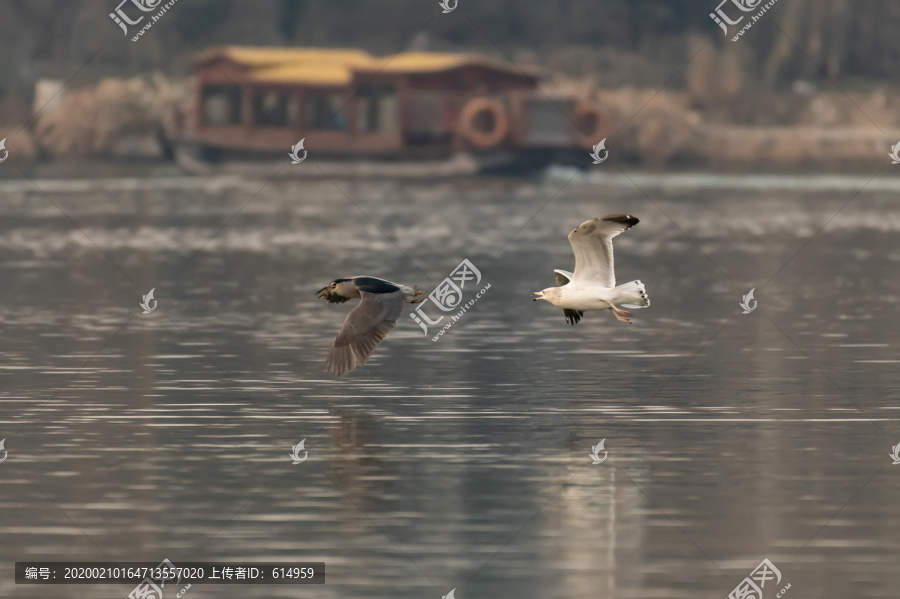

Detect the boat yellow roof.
[
  {"left": 204, "top": 46, "right": 538, "bottom": 86},
  {"left": 366, "top": 52, "right": 534, "bottom": 75}
]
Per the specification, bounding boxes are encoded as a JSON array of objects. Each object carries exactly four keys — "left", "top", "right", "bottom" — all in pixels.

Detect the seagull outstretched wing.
[
  {"left": 567, "top": 214, "right": 639, "bottom": 287},
  {"left": 554, "top": 269, "right": 573, "bottom": 287}
]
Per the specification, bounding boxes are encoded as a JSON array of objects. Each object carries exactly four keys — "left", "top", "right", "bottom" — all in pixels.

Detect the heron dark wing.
[
  {"left": 326, "top": 290, "right": 404, "bottom": 377},
  {"left": 353, "top": 277, "right": 401, "bottom": 294}
]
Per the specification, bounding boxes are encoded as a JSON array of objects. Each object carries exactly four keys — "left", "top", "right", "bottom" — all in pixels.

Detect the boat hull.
[{"left": 171, "top": 139, "right": 554, "bottom": 177}]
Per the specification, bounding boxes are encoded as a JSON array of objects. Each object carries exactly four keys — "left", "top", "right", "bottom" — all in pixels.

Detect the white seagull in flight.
[
  {"left": 317, "top": 276, "right": 424, "bottom": 376},
  {"left": 533, "top": 214, "right": 650, "bottom": 325}
]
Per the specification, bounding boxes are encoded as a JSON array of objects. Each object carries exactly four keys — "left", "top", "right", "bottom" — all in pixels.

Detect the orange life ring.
[
  {"left": 458, "top": 98, "right": 509, "bottom": 148},
  {"left": 572, "top": 102, "right": 608, "bottom": 149}
]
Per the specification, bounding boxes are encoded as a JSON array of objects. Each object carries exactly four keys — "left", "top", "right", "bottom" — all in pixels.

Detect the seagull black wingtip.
[{"left": 601, "top": 214, "right": 639, "bottom": 228}]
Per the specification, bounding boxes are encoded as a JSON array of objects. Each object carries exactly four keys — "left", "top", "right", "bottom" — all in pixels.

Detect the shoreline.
[
  {"left": 2, "top": 168, "right": 899, "bottom": 193},
  {"left": 3, "top": 124, "right": 895, "bottom": 179}
]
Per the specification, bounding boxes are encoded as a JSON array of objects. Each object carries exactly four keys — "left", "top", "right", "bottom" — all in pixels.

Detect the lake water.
[{"left": 1, "top": 168, "right": 899, "bottom": 598}]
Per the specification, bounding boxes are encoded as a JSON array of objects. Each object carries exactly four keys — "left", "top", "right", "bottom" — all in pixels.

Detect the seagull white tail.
[{"left": 614, "top": 280, "right": 650, "bottom": 309}]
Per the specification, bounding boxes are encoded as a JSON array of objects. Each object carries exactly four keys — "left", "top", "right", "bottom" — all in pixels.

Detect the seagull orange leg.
[{"left": 607, "top": 300, "right": 632, "bottom": 324}]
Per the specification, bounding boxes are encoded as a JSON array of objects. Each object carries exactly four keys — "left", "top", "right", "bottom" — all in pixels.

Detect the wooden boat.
[{"left": 165, "top": 46, "right": 606, "bottom": 176}]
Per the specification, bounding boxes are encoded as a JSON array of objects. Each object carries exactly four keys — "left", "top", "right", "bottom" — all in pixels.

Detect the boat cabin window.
[
  {"left": 304, "top": 94, "right": 347, "bottom": 131},
  {"left": 356, "top": 84, "right": 398, "bottom": 134},
  {"left": 202, "top": 85, "right": 242, "bottom": 126},
  {"left": 253, "top": 91, "right": 296, "bottom": 127}
]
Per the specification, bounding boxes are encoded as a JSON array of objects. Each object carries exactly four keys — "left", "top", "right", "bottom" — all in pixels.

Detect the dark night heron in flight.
[
  {"left": 317, "top": 276, "right": 424, "bottom": 377},
  {"left": 532, "top": 214, "right": 650, "bottom": 325}
]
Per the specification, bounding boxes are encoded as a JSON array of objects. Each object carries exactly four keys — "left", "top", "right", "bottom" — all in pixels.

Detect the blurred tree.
[
  {"left": 7, "top": 0, "right": 79, "bottom": 77},
  {"left": 1, "top": 0, "right": 900, "bottom": 101},
  {"left": 171, "top": 0, "right": 235, "bottom": 40},
  {"left": 278, "top": 0, "right": 304, "bottom": 41}
]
